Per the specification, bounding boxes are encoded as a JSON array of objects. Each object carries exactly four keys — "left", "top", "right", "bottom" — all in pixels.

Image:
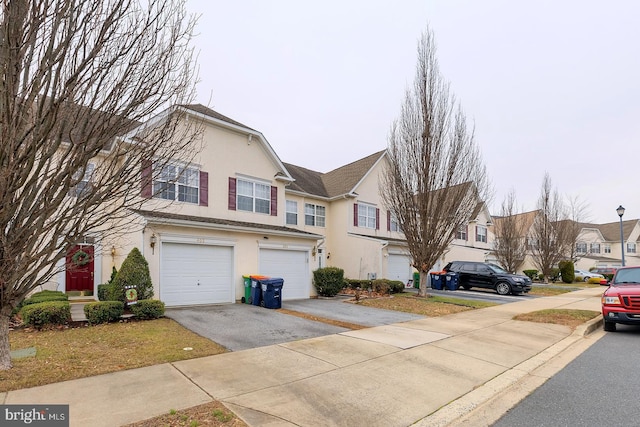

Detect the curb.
[{"left": 413, "top": 315, "right": 604, "bottom": 427}]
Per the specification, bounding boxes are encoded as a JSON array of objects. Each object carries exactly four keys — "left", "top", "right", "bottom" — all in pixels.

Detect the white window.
[
  {"left": 237, "top": 179, "right": 270, "bottom": 214},
  {"left": 576, "top": 242, "right": 587, "bottom": 254},
  {"left": 153, "top": 163, "right": 199, "bottom": 204},
  {"left": 476, "top": 225, "right": 487, "bottom": 243},
  {"left": 305, "top": 203, "right": 325, "bottom": 227},
  {"left": 627, "top": 242, "right": 637, "bottom": 254},
  {"left": 70, "top": 163, "right": 95, "bottom": 198},
  {"left": 358, "top": 203, "right": 377, "bottom": 229},
  {"left": 390, "top": 213, "right": 401, "bottom": 232},
  {"left": 456, "top": 225, "right": 467, "bottom": 240},
  {"left": 590, "top": 243, "right": 601, "bottom": 254},
  {"left": 286, "top": 200, "right": 298, "bottom": 225},
  {"left": 604, "top": 245, "right": 611, "bottom": 254}
]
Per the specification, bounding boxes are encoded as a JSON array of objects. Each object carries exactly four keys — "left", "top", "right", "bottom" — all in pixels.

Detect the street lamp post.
[{"left": 617, "top": 205, "right": 625, "bottom": 267}]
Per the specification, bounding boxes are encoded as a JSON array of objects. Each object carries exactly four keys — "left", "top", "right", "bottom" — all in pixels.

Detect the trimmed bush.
[
  {"left": 21, "top": 301, "right": 71, "bottom": 329},
  {"left": 522, "top": 270, "right": 539, "bottom": 281},
  {"left": 558, "top": 260, "right": 575, "bottom": 284},
  {"left": 84, "top": 301, "right": 124, "bottom": 325},
  {"left": 97, "top": 284, "right": 109, "bottom": 301},
  {"left": 313, "top": 267, "right": 345, "bottom": 297},
  {"left": 130, "top": 300, "right": 165, "bottom": 320},
  {"left": 345, "top": 279, "right": 372, "bottom": 290},
  {"left": 22, "top": 290, "right": 68, "bottom": 306},
  {"left": 109, "top": 248, "right": 153, "bottom": 304},
  {"left": 549, "top": 268, "right": 561, "bottom": 282},
  {"left": 574, "top": 275, "right": 584, "bottom": 283}
]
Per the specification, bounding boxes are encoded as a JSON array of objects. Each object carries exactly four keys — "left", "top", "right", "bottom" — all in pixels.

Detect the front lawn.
[
  {"left": 4, "top": 318, "right": 227, "bottom": 392},
  {"left": 354, "top": 292, "right": 497, "bottom": 316}
]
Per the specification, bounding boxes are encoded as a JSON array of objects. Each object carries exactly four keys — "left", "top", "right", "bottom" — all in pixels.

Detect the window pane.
[
  {"left": 178, "top": 185, "right": 198, "bottom": 203},
  {"left": 286, "top": 212, "right": 297, "bottom": 225},
  {"left": 255, "top": 183, "right": 270, "bottom": 199},
  {"left": 286, "top": 200, "right": 297, "bottom": 212},
  {"left": 305, "top": 214, "right": 315, "bottom": 226},
  {"left": 237, "top": 195, "right": 253, "bottom": 211},
  {"left": 237, "top": 180, "right": 253, "bottom": 197},
  {"left": 255, "top": 198, "right": 270, "bottom": 214},
  {"left": 305, "top": 204, "right": 315, "bottom": 215},
  {"left": 316, "top": 206, "right": 325, "bottom": 217}
]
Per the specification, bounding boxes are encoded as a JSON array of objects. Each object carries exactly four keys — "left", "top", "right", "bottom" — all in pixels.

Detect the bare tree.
[
  {"left": 492, "top": 190, "right": 528, "bottom": 273},
  {"left": 560, "top": 196, "right": 591, "bottom": 262},
  {"left": 380, "top": 29, "right": 490, "bottom": 297},
  {"left": 0, "top": 0, "right": 199, "bottom": 370},
  {"left": 529, "top": 173, "right": 569, "bottom": 282}
]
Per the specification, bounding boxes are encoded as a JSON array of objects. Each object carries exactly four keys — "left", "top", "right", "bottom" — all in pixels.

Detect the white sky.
[{"left": 186, "top": 0, "right": 639, "bottom": 224}]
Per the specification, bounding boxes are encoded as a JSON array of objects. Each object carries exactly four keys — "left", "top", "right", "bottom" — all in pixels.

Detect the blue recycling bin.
[
  {"left": 260, "top": 278, "right": 284, "bottom": 309},
  {"left": 430, "top": 273, "right": 444, "bottom": 290},
  {"left": 250, "top": 275, "right": 269, "bottom": 306},
  {"left": 445, "top": 272, "right": 459, "bottom": 291}
]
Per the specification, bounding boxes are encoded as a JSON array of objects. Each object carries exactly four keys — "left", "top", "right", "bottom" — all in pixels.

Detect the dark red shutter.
[
  {"left": 141, "top": 160, "right": 152, "bottom": 198},
  {"left": 353, "top": 203, "right": 358, "bottom": 226},
  {"left": 466, "top": 225, "right": 469, "bottom": 241},
  {"left": 270, "top": 186, "right": 277, "bottom": 216},
  {"left": 475, "top": 226, "right": 478, "bottom": 241},
  {"left": 199, "top": 171, "right": 208, "bottom": 206},
  {"left": 376, "top": 208, "right": 380, "bottom": 230},
  {"left": 228, "top": 177, "right": 236, "bottom": 210},
  {"left": 387, "top": 211, "right": 391, "bottom": 231}
]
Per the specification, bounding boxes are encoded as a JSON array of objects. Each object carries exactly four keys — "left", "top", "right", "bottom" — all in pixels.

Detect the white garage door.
[
  {"left": 259, "top": 249, "right": 309, "bottom": 300},
  {"left": 161, "top": 242, "right": 233, "bottom": 306},
  {"left": 387, "top": 254, "right": 413, "bottom": 283}
]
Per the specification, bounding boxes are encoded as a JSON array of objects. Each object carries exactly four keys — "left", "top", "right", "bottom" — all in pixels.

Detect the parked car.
[
  {"left": 591, "top": 267, "right": 617, "bottom": 276},
  {"left": 443, "top": 261, "right": 532, "bottom": 295},
  {"left": 574, "top": 269, "right": 605, "bottom": 281},
  {"left": 601, "top": 266, "right": 640, "bottom": 332}
]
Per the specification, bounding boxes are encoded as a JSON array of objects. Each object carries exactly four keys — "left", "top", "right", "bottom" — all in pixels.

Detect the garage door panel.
[
  {"left": 161, "top": 242, "right": 233, "bottom": 306},
  {"left": 388, "top": 254, "right": 413, "bottom": 283},
  {"left": 259, "top": 249, "right": 309, "bottom": 300}
]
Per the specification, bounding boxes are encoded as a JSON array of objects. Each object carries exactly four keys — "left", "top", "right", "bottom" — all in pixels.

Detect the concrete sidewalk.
[{"left": 2, "top": 287, "right": 605, "bottom": 427}]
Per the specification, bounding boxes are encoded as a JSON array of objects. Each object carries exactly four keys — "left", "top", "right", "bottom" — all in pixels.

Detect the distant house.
[{"left": 492, "top": 210, "right": 640, "bottom": 274}]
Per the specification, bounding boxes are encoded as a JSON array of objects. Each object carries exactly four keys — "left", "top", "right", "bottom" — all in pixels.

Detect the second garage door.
[
  {"left": 161, "top": 242, "right": 233, "bottom": 306},
  {"left": 387, "top": 253, "right": 413, "bottom": 283},
  {"left": 259, "top": 248, "right": 309, "bottom": 300}
]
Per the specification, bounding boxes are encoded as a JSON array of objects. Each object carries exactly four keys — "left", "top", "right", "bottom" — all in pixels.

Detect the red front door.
[{"left": 66, "top": 245, "right": 95, "bottom": 292}]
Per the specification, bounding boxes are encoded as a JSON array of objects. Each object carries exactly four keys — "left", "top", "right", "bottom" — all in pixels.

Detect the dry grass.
[
  {"left": 4, "top": 318, "right": 227, "bottom": 392},
  {"left": 278, "top": 308, "right": 367, "bottom": 330},
  {"left": 528, "top": 287, "right": 575, "bottom": 296},
  {"left": 514, "top": 309, "right": 600, "bottom": 330},
  {"left": 123, "top": 401, "right": 247, "bottom": 427},
  {"left": 353, "top": 292, "right": 496, "bottom": 316}
]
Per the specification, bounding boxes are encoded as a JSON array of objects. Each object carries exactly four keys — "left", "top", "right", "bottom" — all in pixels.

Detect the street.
[{"left": 493, "top": 324, "right": 640, "bottom": 426}]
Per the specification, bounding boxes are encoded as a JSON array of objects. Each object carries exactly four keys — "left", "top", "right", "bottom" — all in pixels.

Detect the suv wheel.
[
  {"left": 604, "top": 321, "right": 617, "bottom": 332},
  {"left": 495, "top": 282, "right": 511, "bottom": 295}
]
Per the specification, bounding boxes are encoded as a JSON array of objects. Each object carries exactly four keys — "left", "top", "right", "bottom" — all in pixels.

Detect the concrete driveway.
[{"left": 165, "top": 297, "right": 424, "bottom": 351}]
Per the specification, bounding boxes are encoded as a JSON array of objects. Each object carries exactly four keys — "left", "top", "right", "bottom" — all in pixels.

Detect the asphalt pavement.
[{"left": 165, "top": 297, "right": 423, "bottom": 351}]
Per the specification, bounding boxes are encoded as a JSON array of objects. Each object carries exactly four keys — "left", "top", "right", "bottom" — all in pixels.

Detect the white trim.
[
  {"left": 159, "top": 233, "right": 236, "bottom": 246},
  {"left": 258, "top": 242, "right": 313, "bottom": 251},
  {"left": 143, "top": 216, "right": 323, "bottom": 240}
]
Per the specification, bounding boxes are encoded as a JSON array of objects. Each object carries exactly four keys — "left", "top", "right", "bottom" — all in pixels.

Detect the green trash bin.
[
  {"left": 242, "top": 275, "right": 251, "bottom": 304},
  {"left": 414, "top": 272, "right": 420, "bottom": 289}
]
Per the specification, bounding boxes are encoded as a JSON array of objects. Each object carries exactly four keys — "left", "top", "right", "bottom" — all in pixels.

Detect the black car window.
[
  {"left": 461, "top": 263, "right": 476, "bottom": 272},
  {"left": 477, "top": 265, "right": 491, "bottom": 274}
]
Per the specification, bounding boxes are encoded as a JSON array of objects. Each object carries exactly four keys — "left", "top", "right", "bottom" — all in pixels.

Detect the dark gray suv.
[{"left": 443, "top": 261, "right": 532, "bottom": 295}]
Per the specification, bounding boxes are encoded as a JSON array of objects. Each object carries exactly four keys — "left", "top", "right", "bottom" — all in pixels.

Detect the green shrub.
[
  {"left": 109, "top": 248, "right": 153, "bottom": 304},
  {"left": 588, "top": 277, "right": 606, "bottom": 284},
  {"left": 345, "top": 279, "right": 372, "bottom": 290},
  {"left": 522, "top": 270, "right": 539, "bottom": 281},
  {"left": 313, "top": 267, "right": 345, "bottom": 297},
  {"left": 84, "top": 301, "right": 124, "bottom": 325},
  {"left": 371, "top": 279, "right": 405, "bottom": 294},
  {"left": 388, "top": 280, "right": 405, "bottom": 293},
  {"left": 574, "top": 275, "right": 584, "bottom": 283},
  {"left": 130, "top": 300, "right": 165, "bottom": 320},
  {"left": 549, "top": 268, "right": 561, "bottom": 282},
  {"left": 558, "top": 260, "right": 575, "bottom": 284},
  {"left": 97, "top": 284, "right": 109, "bottom": 301},
  {"left": 22, "top": 291, "right": 68, "bottom": 306},
  {"left": 603, "top": 273, "right": 614, "bottom": 281},
  {"left": 21, "top": 301, "right": 71, "bottom": 329}
]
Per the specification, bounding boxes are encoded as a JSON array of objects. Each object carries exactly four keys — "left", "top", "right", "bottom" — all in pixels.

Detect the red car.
[{"left": 601, "top": 266, "right": 640, "bottom": 332}]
